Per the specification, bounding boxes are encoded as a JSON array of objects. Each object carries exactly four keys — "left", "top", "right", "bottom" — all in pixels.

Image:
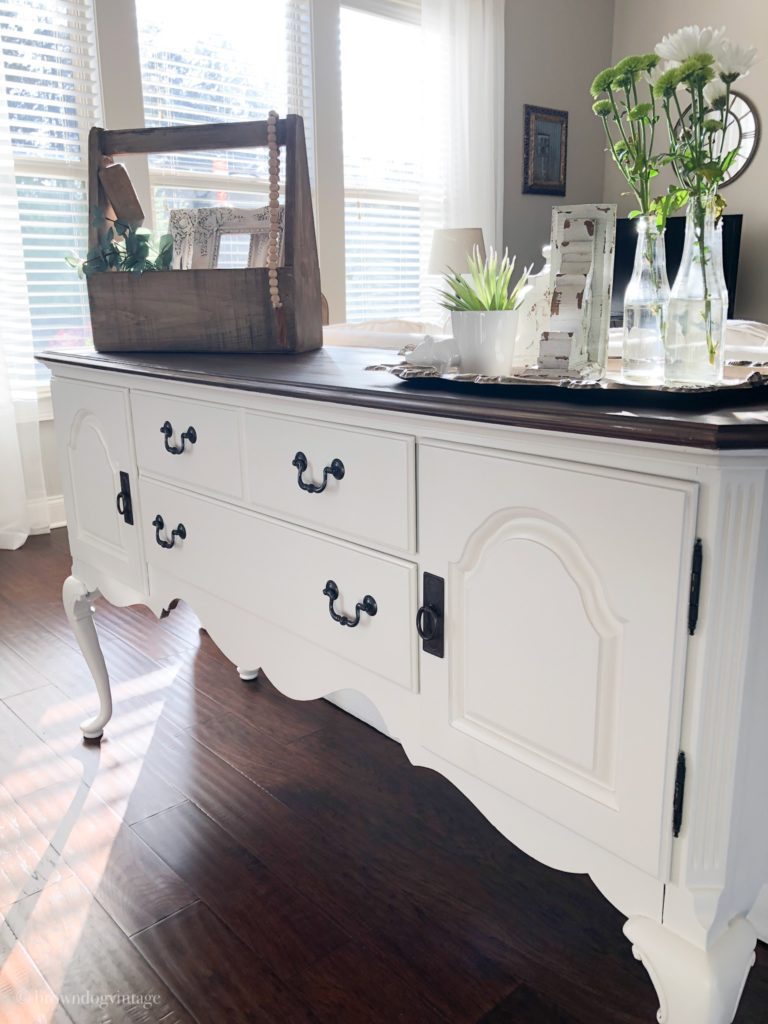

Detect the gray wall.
[
  {"left": 607, "top": 0, "right": 768, "bottom": 322},
  {"left": 503, "top": 0, "right": 616, "bottom": 275}
]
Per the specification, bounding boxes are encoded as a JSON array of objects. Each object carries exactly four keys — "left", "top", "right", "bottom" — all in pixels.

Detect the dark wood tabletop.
[{"left": 38, "top": 345, "right": 768, "bottom": 450}]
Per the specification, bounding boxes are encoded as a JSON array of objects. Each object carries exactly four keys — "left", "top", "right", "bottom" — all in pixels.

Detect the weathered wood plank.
[{"left": 102, "top": 118, "right": 286, "bottom": 156}]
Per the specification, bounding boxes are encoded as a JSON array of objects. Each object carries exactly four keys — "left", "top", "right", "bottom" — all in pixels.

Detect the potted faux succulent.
[{"left": 439, "top": 247, "right": 531, "bottom": 376}]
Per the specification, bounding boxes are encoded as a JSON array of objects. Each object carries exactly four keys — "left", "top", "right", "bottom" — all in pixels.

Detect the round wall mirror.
[
  {"left": 719, "top": 92, "right": 760, "bottom": 187},
  {"left": 675, "top": 91, "right": 760, "bottom": 187}
]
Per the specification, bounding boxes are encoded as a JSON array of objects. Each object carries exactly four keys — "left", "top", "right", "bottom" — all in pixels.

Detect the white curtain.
[
  {"left": 0, "top": 61, "right": 49, "bottom": 550},
  {"left": 421, "top": 0, "right": 506, "bottom": 253}
]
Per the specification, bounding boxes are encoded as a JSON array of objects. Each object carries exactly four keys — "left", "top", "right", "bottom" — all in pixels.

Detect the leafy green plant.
[
  {"left": 439, "top": 247, "right": 531, "bottom": 312},
  {"left": 66, "top": 214, "right": 173, "bottom": 278}
]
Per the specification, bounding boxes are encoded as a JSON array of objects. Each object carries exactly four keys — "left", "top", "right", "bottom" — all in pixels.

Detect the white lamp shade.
[{"left": 428, "top": 228, "right": 486, "bottom": 275}]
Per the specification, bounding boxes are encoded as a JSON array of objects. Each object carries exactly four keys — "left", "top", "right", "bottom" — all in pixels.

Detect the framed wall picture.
[{"left": 523, "top": 104, "right": 568, "bottom": 196}]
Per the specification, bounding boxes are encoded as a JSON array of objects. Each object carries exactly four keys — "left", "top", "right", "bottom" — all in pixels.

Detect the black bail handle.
[
  {"left": 161, "top": 420, "right": 197, "bottom": 455},
  {"left": 292, "top": 451, "right": 345, "bottom": 493},
  {"left": 322, "top": 580, "right": 377, "bottom": 627},
  {"left": 152, "top": 514, "right": 187, "bottom": 549}
]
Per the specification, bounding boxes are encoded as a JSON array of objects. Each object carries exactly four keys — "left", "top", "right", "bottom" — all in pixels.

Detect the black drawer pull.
[
  {"left": 322, "top": 580, "right": 377, "bottom": 628},
  {"left": 115, "top": 471, "right": 133, "bottom": 525},
  {"left": 152, "top": 514, "right": 187, "bottom": 549},
  {"left": 292, "top": 451, "right": 344, "bottom": 493},
  {"left": 161, "top": 420, "right": 197, "bottom": 455},
  {"left": 416, "top": 604, "right": 438, "bottom": 641}
]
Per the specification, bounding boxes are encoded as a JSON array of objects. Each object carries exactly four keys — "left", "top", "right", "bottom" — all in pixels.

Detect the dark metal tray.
[{"left": 366, "top": 357, "right": 768, "bottom": 410}]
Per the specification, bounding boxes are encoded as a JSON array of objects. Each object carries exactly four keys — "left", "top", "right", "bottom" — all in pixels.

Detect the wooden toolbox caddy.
[{"left": 86, "top": 116, "right": 322, "bottom": 354}]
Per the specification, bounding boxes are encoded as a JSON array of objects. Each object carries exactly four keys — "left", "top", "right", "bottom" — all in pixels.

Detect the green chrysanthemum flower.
[
  {"left": 682, "top": 52, "right": 716, "bottom": 70},
  {"left": 612, "top": 73, "right": 636, "bottom": 93},
  {"left": 680, "top": 56, "right": 715, "bottom": 88},
  {"left": 613, "top": 55, "right": 645, "bottom": 80},
  {"left": 627, "top": 102, "right": 653, "bottom": 121},
  {"left": 703, "top": 118, "right": 723, "bottom": 132},
  {"left": 653, "top": 66, "right": 686, "bottom": 99},
  {"left": 637, "top": 53, "right": 660, "bottom": 72},
  {"left": 590, "top": 67, "right": 615, "bottom": 96},
  {"left": 592, "top": 99, "right": 613, "bottom": 118}
]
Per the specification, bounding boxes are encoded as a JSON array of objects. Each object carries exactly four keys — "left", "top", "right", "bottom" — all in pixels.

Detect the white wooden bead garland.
[{"left": 266, "top": 110, "right": 282, "bottom": 310}]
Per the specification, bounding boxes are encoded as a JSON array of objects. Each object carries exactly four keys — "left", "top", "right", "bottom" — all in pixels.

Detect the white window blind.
[
  {"left": 340, "top": 2, "right": 440, "bottom": 324},
  {"left": 135, "top": 0, "right": 314, "bottom": 264},
  {"left": 0, "top": 0, "right": 100, "bottom": 389}
]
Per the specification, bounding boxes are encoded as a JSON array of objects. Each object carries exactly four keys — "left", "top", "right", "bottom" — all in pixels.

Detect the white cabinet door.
[
  {"left": 52, "top": 378, "right": 144, "bottom": 592},
  {"left": 418, "top": 442, "right": 698, "bottom": 878}
]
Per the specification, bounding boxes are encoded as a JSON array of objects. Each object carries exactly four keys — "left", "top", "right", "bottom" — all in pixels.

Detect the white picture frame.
[{"left": 190, "top": 206, "right": 285, "bottom": 270}]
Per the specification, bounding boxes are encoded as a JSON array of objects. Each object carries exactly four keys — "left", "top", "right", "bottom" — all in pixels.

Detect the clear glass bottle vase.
[
  {"left": 622, "top": 216, "right": 670, "bottom": 383},
  {"left": 664, "top": 198, "right": 727, "bottom": 386}
]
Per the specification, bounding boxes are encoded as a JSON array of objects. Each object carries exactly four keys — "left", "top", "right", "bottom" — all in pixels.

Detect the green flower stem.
[
  {"left": 606, "top": 89, "right": 651, "bottom": 213},
  {"left": 718, "top": 82, "right": 732, "bottom": 162},
  {"left": 608, "top": 88, "right": 634, "bottom": 154},
  {"left": 599, "top": 114, "right": 643, "bottom": 199}
]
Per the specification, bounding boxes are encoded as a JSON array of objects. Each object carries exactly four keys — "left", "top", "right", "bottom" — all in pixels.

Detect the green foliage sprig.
[
  {"left": 591, "top": 53, "right": 687, "bottom": 228},
  {"left": 66, "top": 213, "right": 173, "bottom": 278},
  {"left": 439, "top": 247, "right": 531, "bottom": 313}
]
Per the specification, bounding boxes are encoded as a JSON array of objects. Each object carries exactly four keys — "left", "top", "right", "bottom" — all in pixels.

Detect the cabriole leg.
[
  {"left": 624, "top": 916, "right": 756, "bottom": 1024},
  {"left": 62, "top": 575, "right": 112, "bottom": 741}
]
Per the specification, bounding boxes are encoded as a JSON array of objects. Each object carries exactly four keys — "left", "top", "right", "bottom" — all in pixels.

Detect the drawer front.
[
  {"left": 132, "top": 391, "right": 242, "bottom": 499},
  {"left": 244, "top": 412, "right": 415, "bottom": 552},
  {"left": 141, "top": 479, "right": 418, "bottom": 691}
]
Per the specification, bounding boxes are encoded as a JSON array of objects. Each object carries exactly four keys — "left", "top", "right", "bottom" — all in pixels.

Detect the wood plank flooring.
[{"left": 0, "top": 529, "right": 765, "bottom": 1023}]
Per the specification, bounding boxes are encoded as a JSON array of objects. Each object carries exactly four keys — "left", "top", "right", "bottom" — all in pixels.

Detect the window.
[
  {"left": 0, "top": 0, "right": 101, "bottom": 389},
  {"left": 1, "top": 0, "right": 447, "bottom": 398},
  {"left": 135, "top": 0, "right": 313, "bottom": 266},
  {"left": 340, "top": 4, "right": 427, "bottom": 322}
]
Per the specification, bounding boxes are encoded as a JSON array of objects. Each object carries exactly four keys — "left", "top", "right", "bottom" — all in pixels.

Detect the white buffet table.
[{"left": 41, "top": 343, "right": 768, "bottom": 1024}]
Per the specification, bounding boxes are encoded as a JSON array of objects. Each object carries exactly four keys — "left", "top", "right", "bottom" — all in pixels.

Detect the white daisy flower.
[
  {"left": 717, "top": 39, "right": 758, "bottom": 80},
  {"left": 703, "top": 78, "right": 727, "bottom": 107},
  {"left": 655, "top": 24, "right": 726, "bottom": 65},
  {"left": 645, "top": 61, "right": 668, "bottom": 87}
]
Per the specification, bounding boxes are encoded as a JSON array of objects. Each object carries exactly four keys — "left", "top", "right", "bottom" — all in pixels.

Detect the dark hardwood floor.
[{"left": 0, "top": 529, "right": 765, "bottom": 1023}]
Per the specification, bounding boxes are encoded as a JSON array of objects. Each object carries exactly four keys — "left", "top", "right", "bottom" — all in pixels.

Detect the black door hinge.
[
  {"left": 688, "top": 539, "right": 703, "bottom": 635},
  {"left": 672, "top": 751, "right": 686, "bottom": 838},
  {"left": 116, "top": 471, "right": 134, "bottom": 525},
  {"left": 417, "top": 572, "right": 444, "bottom": 658}
]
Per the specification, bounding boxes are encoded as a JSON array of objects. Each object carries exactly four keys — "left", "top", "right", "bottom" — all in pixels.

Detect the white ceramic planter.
[{"left": 451, "top": 309, "right": 521, "bottom": 376}]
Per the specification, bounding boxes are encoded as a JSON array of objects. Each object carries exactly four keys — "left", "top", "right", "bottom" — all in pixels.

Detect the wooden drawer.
[
  {"left": 141, "top": 479, "right": 418, "bottom": 692},
  {"left": 244, "top": 411, "right": 415, "bottom": 552},
  {"left": 131, "top": 390, "right": 242, "bottom": 499}
]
